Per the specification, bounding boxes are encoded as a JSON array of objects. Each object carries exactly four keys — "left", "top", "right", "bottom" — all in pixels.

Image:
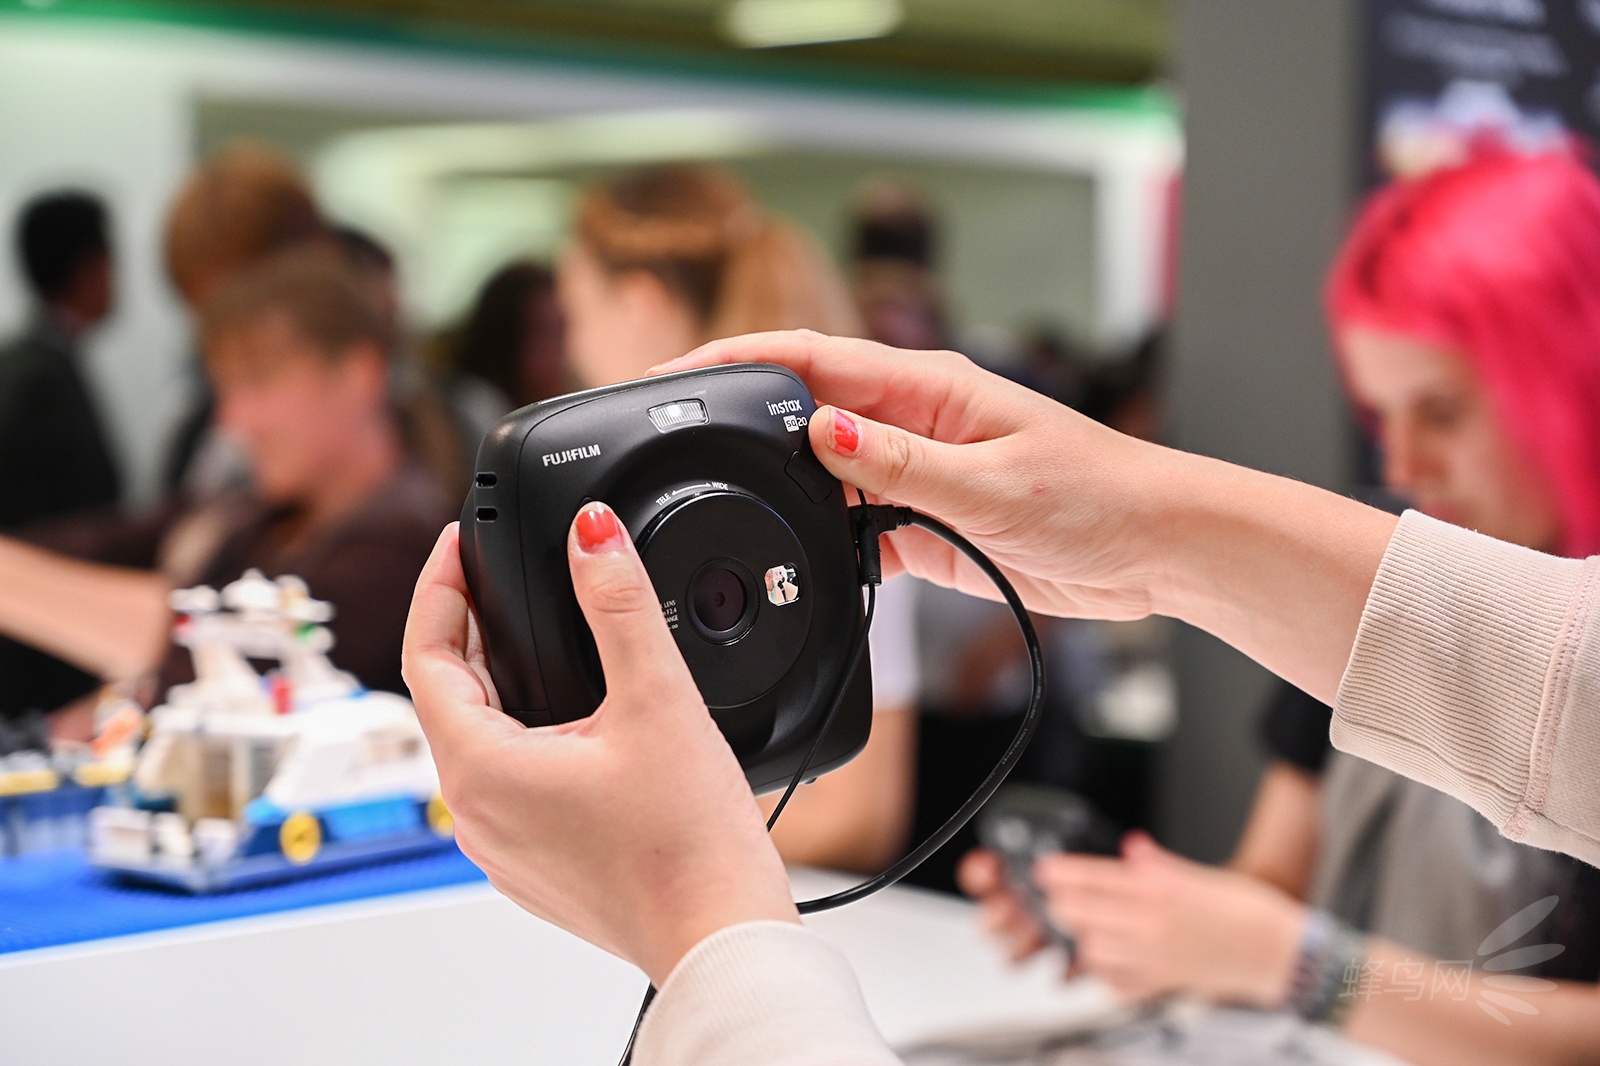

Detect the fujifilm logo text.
[
  {"left": 767, "top": 399, "right": 802, "bottom": 415},
  {"left": 542, "top": 445, "right": 602, "bottom": 467}
]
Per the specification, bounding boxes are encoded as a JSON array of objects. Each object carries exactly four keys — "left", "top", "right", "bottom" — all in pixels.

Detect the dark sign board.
[{"left": 1365, "top": 0, "right": 1600, "bottom": 183}]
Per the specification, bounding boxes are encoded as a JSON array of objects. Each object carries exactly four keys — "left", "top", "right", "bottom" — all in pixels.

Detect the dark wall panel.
[{"left": 1160, "top": 0, "right": 1361, "bottom": 861}]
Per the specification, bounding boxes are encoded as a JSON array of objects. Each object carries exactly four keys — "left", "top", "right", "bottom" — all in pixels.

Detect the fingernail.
[
  {"left": 574, "top": 502, "right": 627, "bottom": 554},
  {"left": 830, "top": 408, "right": 860, "bottom": 456}
]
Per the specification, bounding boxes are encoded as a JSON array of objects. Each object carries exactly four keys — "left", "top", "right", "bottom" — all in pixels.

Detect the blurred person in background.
[
  {"left": 1075, "top": 331, "right": 1166, "bottom": 440},
  {"left": 335, "top": 223, "right": 472, "bottom": 501},
  {"left": 556, "top": 162, "right": 916, "bottom": 874},
  {"left": 335, "top": 224, "right": 401, "bottom": 334},
  {"left": 1008, "top": 326, "right": 1083, "bottom": 408},
  {"left": 851, "top": 178, "right": 946, "bottom": 353},
  {"left": 0, "top": 191, "right": 121, "bottom": 721},
  {"left": 0, "top": 247, "right": 453, "bottom": 739},
  {"left": 444, "top": 259, "right": 569, "bottom": 444},
  {"left": 963, "top": 148, "right": 1600, "bottom": 1065},
  {"left": 0, "top": 191, "right": 120, "bottom": 525},
  {"left": 161, "top": 141, "right": 328, "bottom": 496}
]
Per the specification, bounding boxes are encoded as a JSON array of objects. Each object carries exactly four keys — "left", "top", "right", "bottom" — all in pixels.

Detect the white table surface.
[{"left": 0, "top": 868, "right": 1110, "bottom": 1065}]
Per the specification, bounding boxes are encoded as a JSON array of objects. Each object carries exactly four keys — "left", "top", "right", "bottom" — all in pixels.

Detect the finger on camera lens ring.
[{"left": 566, "top": 507, "right": 698, "bottom": 712}]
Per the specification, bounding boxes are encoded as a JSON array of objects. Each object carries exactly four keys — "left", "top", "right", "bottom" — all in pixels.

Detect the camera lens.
[
  {"left": 639, "top": 490, "right": 813, "bottom": 708},
  {"left": 691, "top": 566, "right": 749, "bottom": 636}
]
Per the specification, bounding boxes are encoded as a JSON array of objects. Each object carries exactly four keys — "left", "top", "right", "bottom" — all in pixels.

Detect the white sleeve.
[
  {"left": 635, "top": 921, "right": 901, "bottom": 1066},
  {"left": 866, "top": 579, "right": 920, "bottom": 712},
  {"left": 1333, "top": 510, "right": 1600, "bottom": 866}
]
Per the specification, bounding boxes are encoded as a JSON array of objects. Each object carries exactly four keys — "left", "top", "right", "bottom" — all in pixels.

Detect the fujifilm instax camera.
[{"left": 459, "top": 364, "right": 872, "bottom": 792}]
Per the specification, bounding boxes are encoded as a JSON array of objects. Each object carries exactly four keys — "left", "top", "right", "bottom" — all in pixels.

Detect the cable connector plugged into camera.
[{"left": 851, "top": 504, "right": 912, "bottom": 587}]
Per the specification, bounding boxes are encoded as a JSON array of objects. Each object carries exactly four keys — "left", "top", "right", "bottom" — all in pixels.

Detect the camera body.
[{"left": 459, "top": 363, "right": 872, "bottom": 793}]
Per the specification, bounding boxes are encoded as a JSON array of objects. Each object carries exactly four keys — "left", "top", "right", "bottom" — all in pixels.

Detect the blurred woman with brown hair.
[
  {"left": 555, "top": 163, "right": 918, "bottom": 874},
  {"left": 559, "top": 164, "right": 859, "bottom": 383}
]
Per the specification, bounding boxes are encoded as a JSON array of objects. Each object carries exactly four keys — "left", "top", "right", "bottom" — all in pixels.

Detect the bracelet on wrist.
[{"left": 1285, "top": 908, "right": 1367, "bottom": 1028}]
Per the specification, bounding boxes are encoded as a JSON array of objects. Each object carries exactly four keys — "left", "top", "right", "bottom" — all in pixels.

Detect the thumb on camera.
[
  {"left": 811, "top": 404, "right": 968, "bottom": 514},
  {"left": 567, "top": 502, "right": 696, "bottom": 712}
]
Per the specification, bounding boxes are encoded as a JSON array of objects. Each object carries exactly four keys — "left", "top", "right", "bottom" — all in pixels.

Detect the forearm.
[
  {"left": 1139, "top": 449, "right": 1397, "bottom": 705},
  {"left": 764, "top": 784, "right": 902, "bottom": 874},
  {"left": 0, "top": 537, "right": 171, "bottom": 680},
  {"left": 1227, "top": 762, "right": 1321, "bottom": 899},
  {"left": 1344, "top": 939, "right": 1600, "bottom": 1066},
  {"left": 763, "top": 710, "right": 916, "bottom": 874},
  {"left": 1126, "top": 451, "right": 1600, "bottom": 864}
]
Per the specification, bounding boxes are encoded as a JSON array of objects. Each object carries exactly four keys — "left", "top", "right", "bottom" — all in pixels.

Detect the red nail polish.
[
  {"left": 575, "top": 503, "right": 626, "bottom": 554},
  {"left": 832, "top": 410, "right": 860, "bottom": 456}
]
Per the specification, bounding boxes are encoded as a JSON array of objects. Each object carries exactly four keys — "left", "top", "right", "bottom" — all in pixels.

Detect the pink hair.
[{"left": 1327, "top": 148, "right": 1600, "bottom": 558}]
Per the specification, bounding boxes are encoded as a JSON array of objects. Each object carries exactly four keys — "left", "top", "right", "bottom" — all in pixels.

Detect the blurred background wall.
[{"left": 1161, "top": 0, "right": 1362, "bottom": 862}]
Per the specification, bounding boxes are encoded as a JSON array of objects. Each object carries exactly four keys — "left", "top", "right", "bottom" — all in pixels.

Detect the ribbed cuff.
[
  {"left": 1333, "top": 511, "right": 1600, "bottom": 865},
  {"left": 634, "top": 920, "right": 899, "bottom": 1066}
]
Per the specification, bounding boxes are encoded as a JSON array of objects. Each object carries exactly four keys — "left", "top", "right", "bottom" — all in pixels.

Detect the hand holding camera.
[
  {"left": 402, "top": 517, "right": 796, "bottom": 986},
  {"left": 458, "top": 362, "right": 877, "bottom": 793},
  {"left": 663, "top": 330, "right": 1395, "bottom": 703},
  {"left": 423, "top": 349, "right": 1053, "bottom": 1014},
  {"left": 658, "top": 330, "right": 1165, "bottom": 625}
]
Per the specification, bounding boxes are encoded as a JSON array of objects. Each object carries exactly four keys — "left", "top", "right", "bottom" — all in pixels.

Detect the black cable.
[
  {"left": 615, "top": 983, "right": 656, "bottom": 1066},
  {"left": 767, "top": 487, "right": 880, "bottom": 832},
  {"left": 621, "top": 497, "right": 1045, "bottom": 1061},
  {"left": 794, "top": 507, "right": 1046, "bottom": 915},
  {"left": 766, "top": 587, "right": 876, "bottom": 831},
  {"left": 620, "top": 497, "right": 880, "bottom": 1066}
]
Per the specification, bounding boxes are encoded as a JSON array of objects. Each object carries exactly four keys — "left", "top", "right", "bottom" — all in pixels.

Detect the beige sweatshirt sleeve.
[
  {"left": 635, "top": 920, "right": 901, "bottom": 1066},
  {"left": 1333, "top": 510, "right": 1600, "bottom": 866}
]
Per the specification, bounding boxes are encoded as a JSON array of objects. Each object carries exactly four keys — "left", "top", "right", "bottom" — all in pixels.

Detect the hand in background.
[
  {"left": 402, "top": 512, "right": 797, "bottom": 986},
  {"left": 957, "top": 847, "right": 1053, "bottom": 964},
  {"left": 1034, "top": 832, "right": 1305, "bottom": 1008},
  {"left": 961, "top": 833, "right": 1305, "bottom": 1007}
]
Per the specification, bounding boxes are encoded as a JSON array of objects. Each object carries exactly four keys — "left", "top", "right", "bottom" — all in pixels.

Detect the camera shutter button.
[{"left": 785, "top": 451, "right": 834, "bottom": 503}]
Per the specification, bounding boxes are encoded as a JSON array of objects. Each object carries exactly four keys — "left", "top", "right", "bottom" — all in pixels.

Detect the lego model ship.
[{"left": 87, "top": 570, "right": 452, "bottom": 892}]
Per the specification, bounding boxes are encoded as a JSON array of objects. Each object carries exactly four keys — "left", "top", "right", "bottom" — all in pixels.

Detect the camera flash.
[
  {"left": 648, "top": 399, "right": 709, "bottom": 433},
  {"left": 765, "top": 564, "right": 800, "bottom": 605}
]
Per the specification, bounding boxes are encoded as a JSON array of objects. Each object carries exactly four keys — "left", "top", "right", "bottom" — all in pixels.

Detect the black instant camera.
[{"left": 459, "top": 363, "right": 872, "bottom": 793}]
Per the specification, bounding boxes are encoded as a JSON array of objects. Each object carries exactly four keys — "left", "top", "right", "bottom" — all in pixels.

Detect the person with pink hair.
[
  {"left": 1332, "top": 146, "right": 1600, "bottom": 558},
  {"left": 961, "top": 149, "right": 1600, "bottom": 1065}
]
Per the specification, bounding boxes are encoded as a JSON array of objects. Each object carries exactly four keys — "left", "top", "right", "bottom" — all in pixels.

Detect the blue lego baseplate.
[{"left": 0, "top": 843, "right": 486, "bottom": 954}]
